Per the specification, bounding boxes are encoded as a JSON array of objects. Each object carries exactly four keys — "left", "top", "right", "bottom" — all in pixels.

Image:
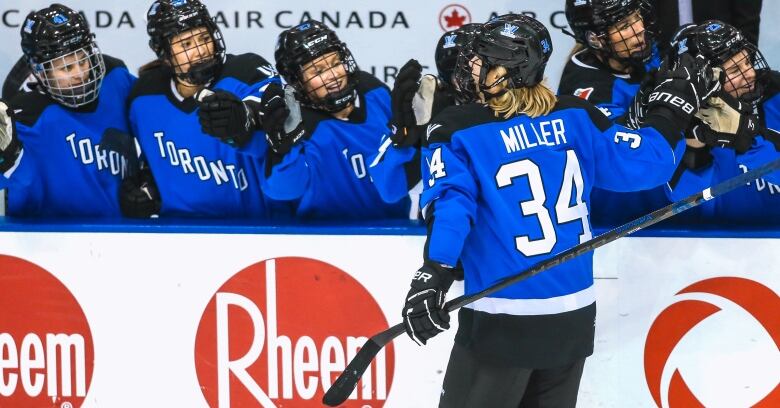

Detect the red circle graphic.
[{"left": 644, "top": 277, "right": 780, "bottom": 407}]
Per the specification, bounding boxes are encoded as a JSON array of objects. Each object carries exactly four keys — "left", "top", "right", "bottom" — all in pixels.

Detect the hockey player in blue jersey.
[
  {"left": 255, "top": 20, "right": 409, "bottom": 220},
  {"left": 128, "top": 0, "right": 280, "bottom": 218},
  {"left": 665, "top": 21, "right": 780, "bottom": 224},
  {"left": 368, "top": 24, "right": 482, "bottom": 207},
  {"left": 560, "top": 0, "right": 671, "bottom": 225},
  {"left": 401, "top": 14, "right": 717, "bottom": 407},
  {"left": 0, "top": 4, "right": 136, "bottom": 217}
]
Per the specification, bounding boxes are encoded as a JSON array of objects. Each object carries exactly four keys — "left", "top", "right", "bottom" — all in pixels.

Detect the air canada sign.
[{"left": 195, "top": 257, "right": 395, "bottom": 407}]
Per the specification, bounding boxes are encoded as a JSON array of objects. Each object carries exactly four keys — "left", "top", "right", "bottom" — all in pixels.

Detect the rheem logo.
[
  {"left": 195, "top": 257, "right": 395, "bottom": 407},
  {"left": 644, "top": 277, "right": 780, "bottom": 408},
  {"left": 0, "top": 255, "right": 94, "bottom": 407}
]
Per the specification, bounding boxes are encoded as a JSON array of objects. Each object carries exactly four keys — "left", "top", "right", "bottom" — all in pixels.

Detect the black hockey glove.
[
  {"left": 691, "top": 92, "right": 759, "bottom": 153},
  {"left": 623, "top": 69, "right": 659, "bottom": 129},
  {"left": 0, "top": 99, "right": 22, "bottom": 173},
  {"left": 197, "top": 89, "right": 258, "bottom": 147},
  {"left": 119, "top": 161, "right": 161, "bottom": 218},
  {"left": 646, "top": 54, "right": 720, "bottom": 126},
  {"left": 259, "top": 83, "right": 306, "bottom": 155},
  {"left": 403, "top": 261, "right": 455, "bottom": 346},
  {"left": 389, "top": 59, "right": 423, "bottom": 147}
]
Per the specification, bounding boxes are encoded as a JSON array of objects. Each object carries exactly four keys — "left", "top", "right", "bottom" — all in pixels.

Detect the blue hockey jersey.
[
  {"left": 422, "top": 95, "right": 684, "bottom": 367},
  {"left": 1, "top": 56, "right": 135, "bottom": 217},
  {"left": 667, "top": 139, "right": 780, "bottom": 224},
  {"left": 367, "top": 137, "right": 420, "bottom": 204},
  {"left": 667, "top": 71, "right": 780, "bottom": 225},
  {"left": 128, "top": 54, "right": 281, "bottom": 218},
  {"left": 262, "top": 71, "right": 410, "bottom": 220},
  {"left": 558, "top": 48, "right": 670, "bottom": 226}
]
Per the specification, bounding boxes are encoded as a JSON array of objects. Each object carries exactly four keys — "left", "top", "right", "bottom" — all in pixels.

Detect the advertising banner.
[{"left": 0, "top": 231, "right": 777, "bottom": 407}]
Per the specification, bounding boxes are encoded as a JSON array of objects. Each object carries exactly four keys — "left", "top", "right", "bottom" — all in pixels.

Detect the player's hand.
[
  {"left": 260, "top": 83, "right": 306, "bottom": 155},
  {"left": 646, "top": 54, "right": 720, "bottom": 124},
  {"left": 0, "top": 99, "right": 22, "bottom": 173},
  {"left": 119, "top": 161, "right": 161, "bottom": 218},
  {"left": 389, "top": 59, "right": 423, "bottom": 147},
  {"left": 402, "top": 261, "right": 455, "bottom": 346},
  {"left": 693, "top": 92, "right": 759, "bottom": 153},
  {"left": 197, "top": 89, "right": 257, "bottom": 147},
  {"left": 623, "top": 69, "right": 658, "bottom": 129}
]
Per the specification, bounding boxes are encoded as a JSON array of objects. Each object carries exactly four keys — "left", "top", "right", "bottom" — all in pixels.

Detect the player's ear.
[{"left": 586, "top": 31, "right": 604, "bottom": 50}]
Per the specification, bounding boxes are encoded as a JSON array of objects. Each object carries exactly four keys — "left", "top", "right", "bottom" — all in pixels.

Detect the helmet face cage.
[
  {"left": 32, "top": 43, "right": 106, "bottom": 108},
  {"left": 147, "top": 0, "right": 226, "bottom": 86},
  {"left": 684, "top": 21, "right": 771, "bottom": 104},
  {"left": 601, "top": 7, "right": 652, "bottom": 65},
  {"left": 166, "top": 25, "right": 226, "bottom": 85},
  {"left": 720, "top": 44, "right": 769, "bottom": 104},
  {"left": 435, "top": 23, "right": 482, "bottom": 86},
  {"left": 276, "top": 21, "right": 359, "bottom": 112},
  {"left": 295, "top": 46, "right": 358, "bottom": 112},
  {"left": 567, "top": 0, "right": 655, "bottom": 65}
]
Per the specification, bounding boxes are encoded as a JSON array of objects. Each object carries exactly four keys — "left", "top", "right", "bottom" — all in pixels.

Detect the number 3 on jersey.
[
  {"left": 427, "top": 147, "right": 447, "bottom": 187},
  {"left": 496, "top": 150, "right": 592, "bottom": 257}
]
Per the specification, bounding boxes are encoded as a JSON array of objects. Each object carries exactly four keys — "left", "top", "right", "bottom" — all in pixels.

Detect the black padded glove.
[
  {"left": 402, "top": 261, "right": 456, "bottom": 346},
  {"left": 259, "top": 83, "right": 306, "bottom": 155},
  {"left": 197, "top": 89, "right": 258, "bottom": 147}
]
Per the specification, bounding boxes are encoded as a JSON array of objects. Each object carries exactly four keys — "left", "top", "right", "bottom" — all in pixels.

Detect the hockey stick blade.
[
  {"left": 322, "top": 323, "right": 405, "bottom": 406},
  {"left": 322, "top": 156, "right": 780, "bottom": 407}
]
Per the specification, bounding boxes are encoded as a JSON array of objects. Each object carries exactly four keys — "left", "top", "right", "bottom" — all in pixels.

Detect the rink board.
[{"left": 0, "top": 228, "right": 777, "bottom": 408}]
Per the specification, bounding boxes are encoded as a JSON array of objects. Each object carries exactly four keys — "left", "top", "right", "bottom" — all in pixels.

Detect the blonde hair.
[{"left": 487, "top": 79, "right": 557, "bottom": 119}]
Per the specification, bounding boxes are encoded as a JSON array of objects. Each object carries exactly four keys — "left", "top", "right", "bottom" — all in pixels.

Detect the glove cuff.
[{"left": 412, "top": 260, "right": 456, "bottom": 291}]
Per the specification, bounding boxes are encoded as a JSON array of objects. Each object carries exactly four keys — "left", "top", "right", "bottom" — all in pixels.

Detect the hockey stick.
[{"left": 322, "top": 156, "right": 780, "bottom": 407}]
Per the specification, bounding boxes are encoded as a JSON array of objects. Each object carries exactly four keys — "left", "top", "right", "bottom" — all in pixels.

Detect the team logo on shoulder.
[
  {"left": 574, "top": 87, "right": 595, "bottom": 100},
  {"left": 443, "top": 34, "right": 458, "bottom": 49},
  {"left": 427, "top": 123, "right": 443, "bottom": 140},
  {"left": 500, "top": 24, "right": 519, "bottom": 38}
]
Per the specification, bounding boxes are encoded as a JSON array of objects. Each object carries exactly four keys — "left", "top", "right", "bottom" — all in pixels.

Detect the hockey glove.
[
  {"left": 0, "top": 99, "right": 22, "bottom": 173},
  {"left": 260, "top": 83, "right": 306, "bottom": 155},
  {"left": 119, "top": 161, "right": 161, "bottom": 218},
  {"left": 623, "top": 69, "right": 659, "bottom": 129},
  {"left": 646, "top": 54, "right": 720, "bottom": 126},
  {"left": 389, "top": 59, "right": 424, "bottom": 147},
  {"left": 403, "top": 261, "right": 455, "bottom": 346},
  {"left": 693, "top": 92, "right": 759, "bottom": 153},
  {"left": 197, "top": 89, "right": 258, "bottom": 147}
]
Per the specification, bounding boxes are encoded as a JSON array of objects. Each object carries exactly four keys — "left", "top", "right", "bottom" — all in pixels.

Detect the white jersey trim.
[
  {"left": 571, "top": 50, "right": 631, "bottom": 79},
  {"left": 464, "top": 284, "right": 595, "bottom": 316}
]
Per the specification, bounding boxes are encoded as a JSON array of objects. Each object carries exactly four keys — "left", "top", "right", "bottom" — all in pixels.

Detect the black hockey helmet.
[
  {"left": 146, "top": 0, "right": 226, "bottom": 85},
  {"left": 435, "top": 23, "right": 482, "bottom": 86},
  {"left": 20, "top": 4, "right": 105, "bottom": 108},
  {"left": 565, "top": 0, "right": 654, "bottom": 64},
  {"left": 454, "top": 14, "right": 552, "bottom": 101},
  {"left": 274, "top": 20, "right": 359, "bottom": 112},
  {"left": 674, "top": 21, "right": 769, "bottom": 103}
]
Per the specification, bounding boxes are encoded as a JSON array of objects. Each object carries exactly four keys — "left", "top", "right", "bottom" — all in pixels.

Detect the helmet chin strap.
[{"left": 480, "top": 74, "right": 509, "bottom": 100}]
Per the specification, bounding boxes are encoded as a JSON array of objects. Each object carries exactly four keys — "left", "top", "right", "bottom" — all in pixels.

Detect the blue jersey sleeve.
[
  {"left": 420, "top": 133, "right": 478, "bottom": 267},
  {"left": 367, "top": 134, "right": 419, "bottom": 203},
  {"left": 261, "top": 144, "right": 311, "bottom": 201},
  {"left": 574, "top": 101, "right": 685, "bottom": 192},
  {"left": 737, "top": 135, "right": 780, "bottom": 184}
]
